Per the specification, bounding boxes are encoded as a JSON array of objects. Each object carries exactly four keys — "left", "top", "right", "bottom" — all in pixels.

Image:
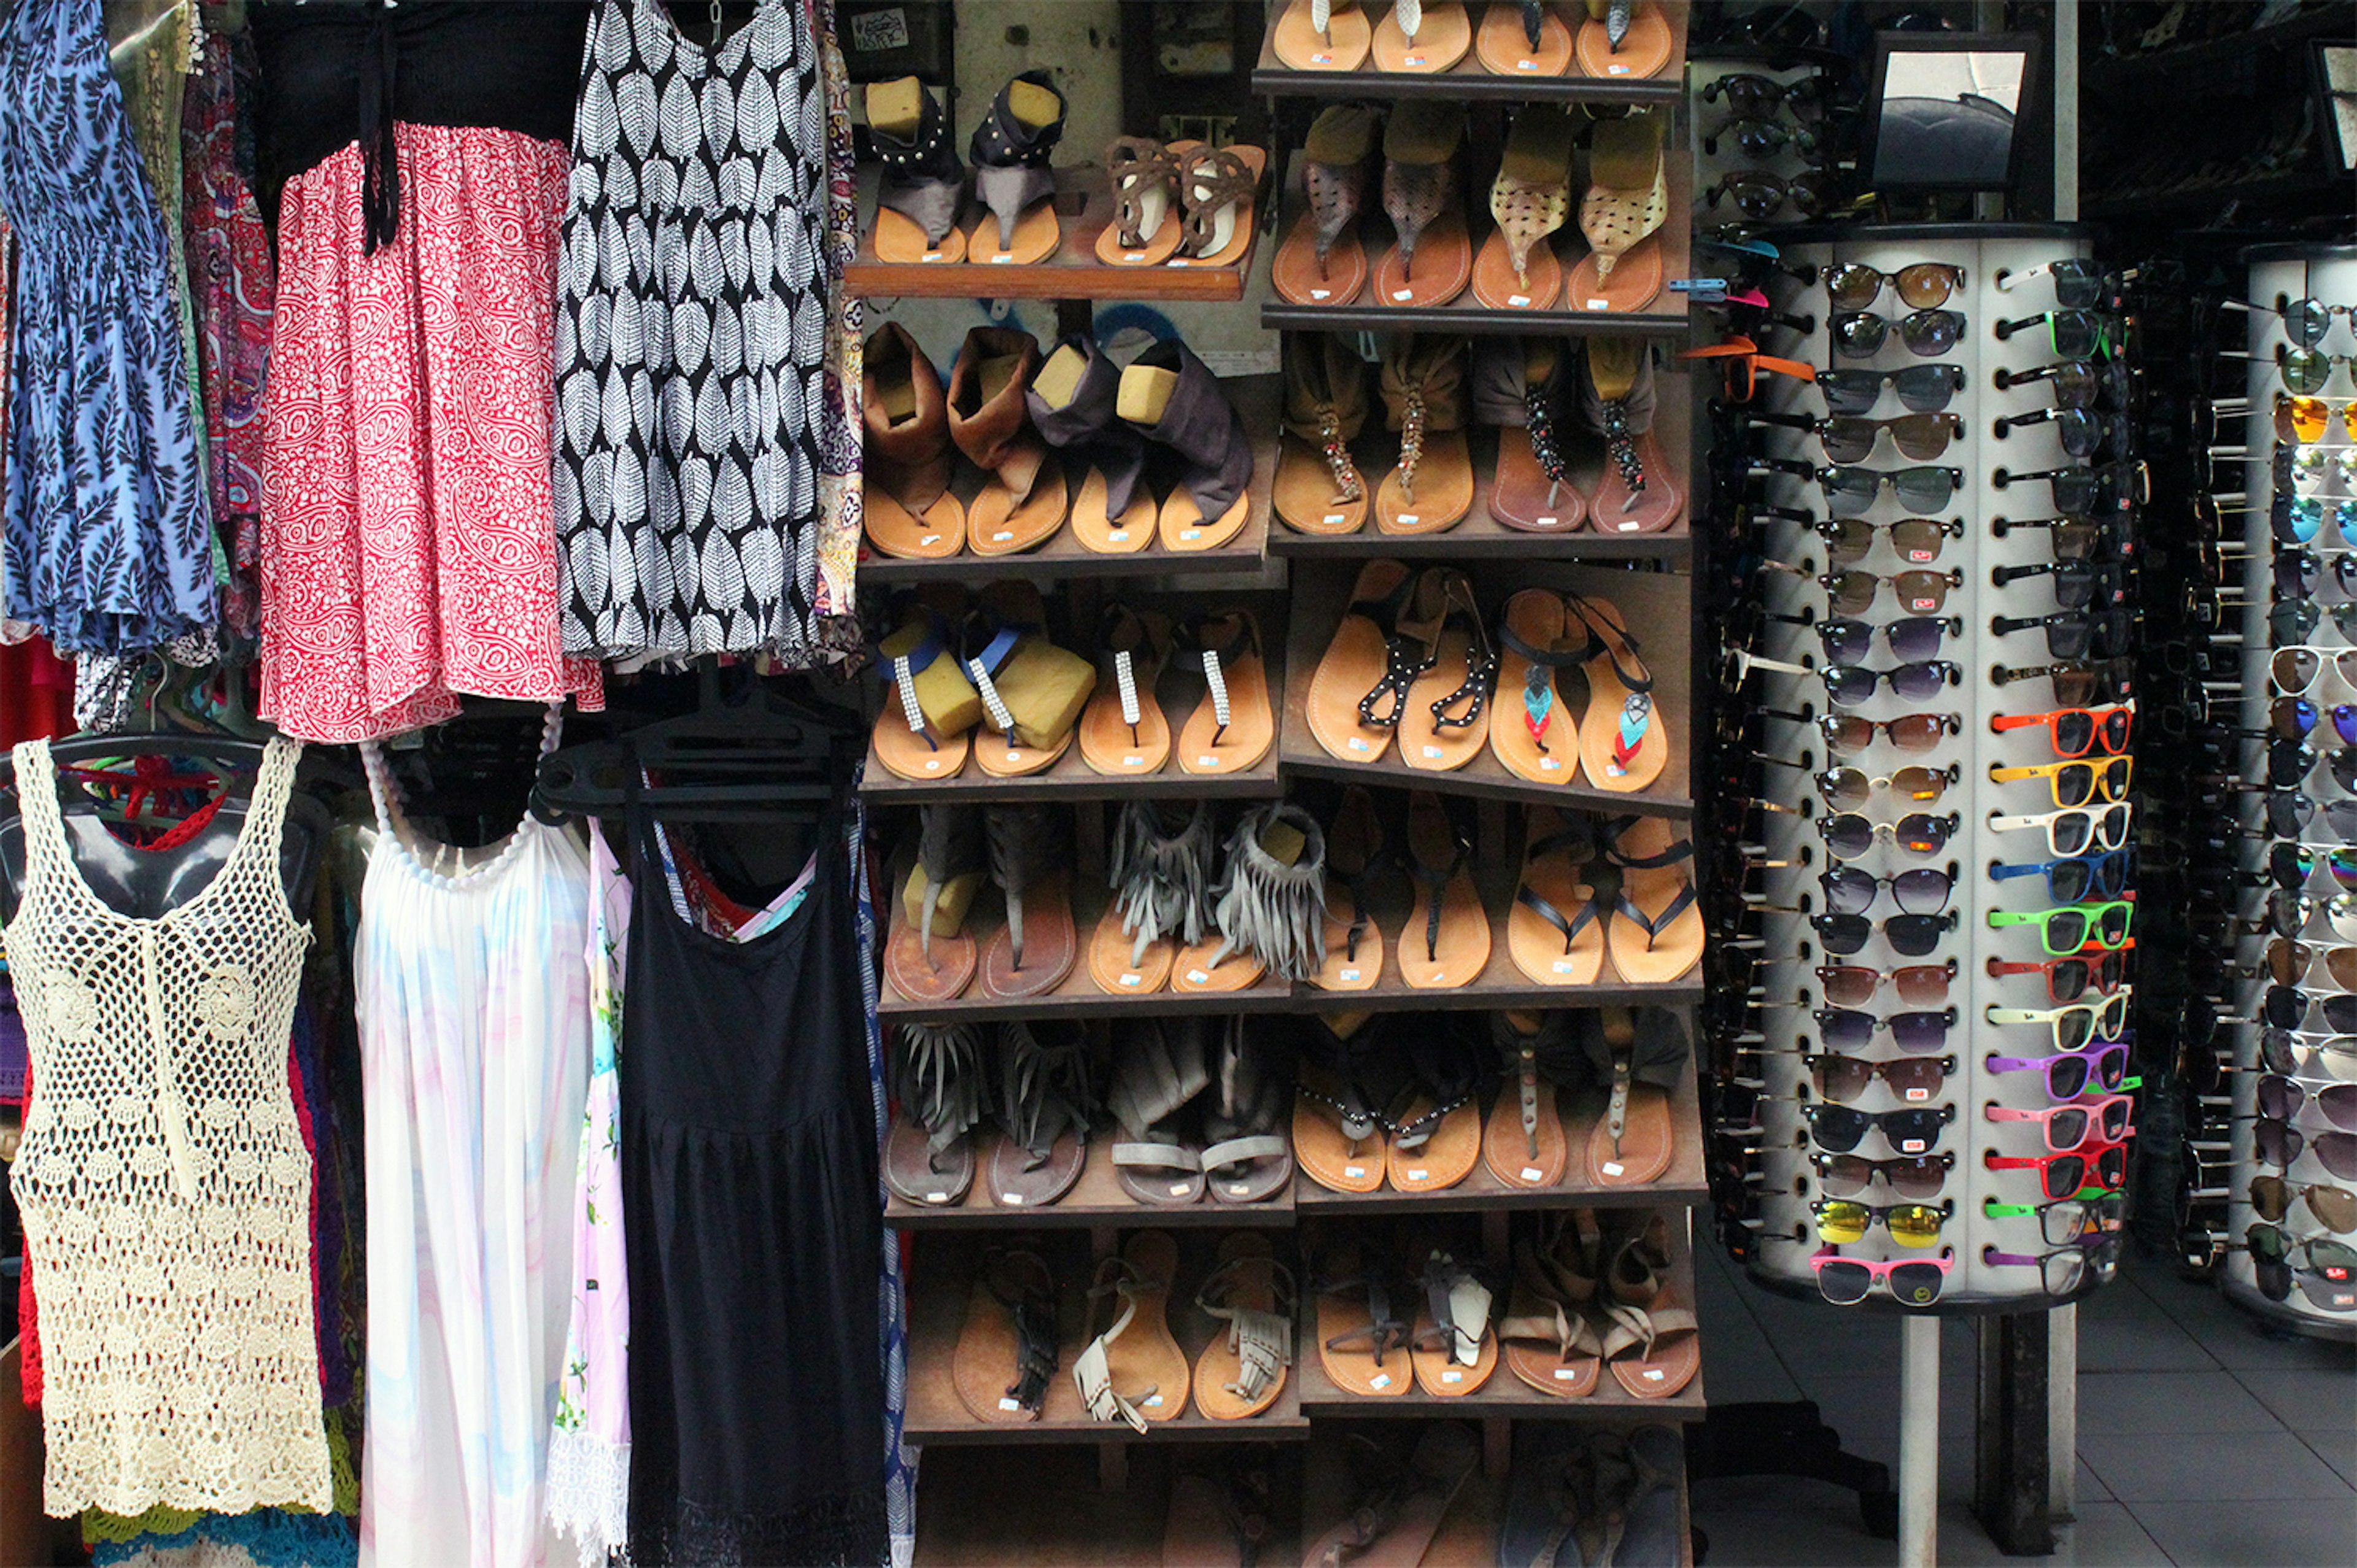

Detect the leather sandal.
[
  {"left": 868, "top": 76, "right": 966, "bottom": 263},
  {"left": 872, "top": 602, "right": 980, "bottom": 781},
  {"left": 1292, "top": 1014, "right": 1393, "bottom": 1193},
  {"left": 1599, "top": 1213, "right": 1700, "bottom": 1398},
  {"left": 948, "top": 327, "right": 1067, "bottom": 556},
  {"left": 1409, "top": 1249, "right": 1498, "bottom": 1394},
  {"left": 1118, "top": 339, "right": 1255, "bottom": 550},
  {"left": 984, "top": 1019, "right": 1094, "bottom": 1207},
  {"left": 1508, "top": 803, "right": 1605, "bottom": 987},
  {"left": 1163, "top": 1465, "right": 1274, "bottom": 1568},
  {"left": 1479, "top": 339, "right": 1585, "bottom": 533},
  {"left": 967, "top": 69, "right": 1067, "bottom": 264},
  {"left": 1177, "top": 803, "right": 1327, "bottom": 989},
  {"left": 1490, "top": 587, "right": 1596, "bottom": 784},
  {"left": 1314, "top": 1243, "right": 1414, "bottom": 1395},
  {"left": 1194, "top": 1234, "right": 1296, "bottom": 1417},
  {"left": 1274, "top": 106, "right": 1379, "bottom": 307},
  {"left": 1107, "top": 1016, "right": 1211, "bottom": 1205},
  {"left": 1029, "top": 335, "right": 1153, "bottom": 554},
  {"left": 1377, "top": 337, "right": 1475, "bottom": 535},
  {"left": 1482, "top": 1010, "right": 1582, "bottom": 1188},
  {"left": 1173, "top": 143, "right": 1268, "bottom": 269},
  {"left": 1567, "top": 110, "right": 1668, "bottom": 312},
  {"left": 1474, "top": 103, "right": 1575, "bottom": 311},
  {"left": 1089, "top": 799, "right": 1214, "bottom": 995},
  {"left": 1078, "top": 603, "right": 1174, "bottom": 775},
  {"left": 1306, "top": 557, "right": 1422, "bottom": 763},
  {"left": 1175, "top": 609, "right": 1275, "bottom": 774},
  {"left": 1601, "top": 814, "right": 1702, "bottom": 984},
  {"left": 861, "top": 323, "right": 964, "bottom": 557},
  {"left": 884, "top": 1021, "right": 986, "bottom": 1205},
  {"left": 1574, "top": 0, "right": 1674, "bottom": 79},
  {"left": 886, "top": 802, "right": 985, "bottom": 1002},
  {"left": 1476, "top": 0, "right": 1573, "bottom": 75},
  {"left": 979, "top": 803, "right": 1080, "bottom": 998},
  {"left": 1274, "top": 333, "right": 1373, "bottom": 536},
  {"left": 1581, "top": 338, "right": 1684, "bottom": 533},
  {"left": 1582, "top": 1006, "right": 1681, "bottom": 1186},
  {"left": 1399, "top": 790, "right": 1492, "bottom": 989},
  {"left": 1074, "top": 1230, "right": 1193, "bottom": 1428},
  {"left": 962, "top": 582, "right": 1095, "bottom": 777},
  {"left": 1302, "top": 1426, "right": 1480, "bottom": 1567},
  {"left": 1313, "top": 784, "right": 1390, "bottom": 992},
  {"left": 1374, "top": 104, "right": 1472, "bottom": 308},
  {"left": 1398, "top": 567, "right": 1496, "bottom": 771},
  {"left": 1568, "top": 590, "right": 1667, "bottom": 792},
  {"left": 1499, "top": 1210, "right": 1605, "bottom": 1395},
  {"left": 1096, "top": 136, "right": 1189, "bottom": 266},
  {"left": 1201, "top": 1017, "right": 1295, "bottom": 1203},
  {"left": 1371, "top": 0, "right": 1474, "bottom": 72},
  {"left": 1385, "top": 1018, "right": 1485, "bottom": 1189},
  {"left": 953, "top": 1248, "right": 1059, "bottom": 1421},
  {"left": 1272, "top": 0, "right": 1374, "bottom": 70}
]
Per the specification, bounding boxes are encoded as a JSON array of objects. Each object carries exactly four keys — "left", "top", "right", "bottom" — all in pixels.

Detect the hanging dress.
[
  {"left": 0, "top": 0, "right": 215, "bottom": 655},
  {"left": 555, "top": 0, "right": 832, "bottom": 663},
  {"left": 354, "top": 713, "right": 592, "bottom": 1568},
  {"left": 2, "top": 737, "right": 326, "bottom": 1517},
  {"left": 621, "top": 811, "right": 884, "bottom": 1564},
  {"left": 254, "top": 2, "right": 602, "bottom": 744}
]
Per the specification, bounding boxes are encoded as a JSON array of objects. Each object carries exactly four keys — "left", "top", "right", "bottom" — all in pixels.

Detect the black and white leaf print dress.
[{"left": 555, "top": 0, "right": 830, "bottom": 660}]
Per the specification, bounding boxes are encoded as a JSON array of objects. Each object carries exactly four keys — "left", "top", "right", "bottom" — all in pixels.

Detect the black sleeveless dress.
[{"left": 620, "top": 816, "right": 885, "bottom": 1565}]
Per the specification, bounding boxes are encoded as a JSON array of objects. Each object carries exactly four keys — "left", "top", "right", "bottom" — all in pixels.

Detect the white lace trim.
[{"left": 544, "top": 1427, "right": 632, "bottom": 1568}]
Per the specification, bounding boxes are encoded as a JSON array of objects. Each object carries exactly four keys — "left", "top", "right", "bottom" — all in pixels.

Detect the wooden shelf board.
[
  {"left": 1248, "top": 4, "right": 1688, "bottom": 106},
  {"left": 889, "top": 1130, "right": 1296, "bottom": 1229}
]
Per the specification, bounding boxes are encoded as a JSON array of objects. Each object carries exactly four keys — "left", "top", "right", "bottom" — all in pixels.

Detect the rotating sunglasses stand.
[
  {"left": 2223, "top": 245, "right": 2357, "bottom": 1341},
  {"left": 1716, "top": 226, "right": 2145, "bottom": 1314}
]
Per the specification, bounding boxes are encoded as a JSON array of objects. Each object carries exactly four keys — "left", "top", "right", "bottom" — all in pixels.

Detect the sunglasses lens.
[
  {"left": 1827, "top": 264, "right": 1886, "bottom": 312},
  {"left": 1887, "top": 571, "right": 1948, "bottom": 614},
  {"left": 1883, "top": 1058, "right": 1948, "bottom": 1100},
  {"left": 1901, "top": 311, "right": 1962, "bottom": 355},
  {"left": 1819, "top": 419, "right": 1877, "bottom": 464},
  {"left": 2281, "top": 348, "right": 2331, "bottom": 395},
  {"left": 1889, "top": 519, "right": 1949, "bottom": 563},
  {"left": 1890, "top": 662, "right": 1949, "bottom": 700},
  {"left": 2261, "top": 1076, "right": 2305, "bottom": 1121},
  {"left": 2045, "top": 1156, "right": 2088, "bottom": 1200},
  {"left": 1892, "top": 964, "right": 1952, "bottom": 1005},
  {"left": 2251, "top": 1175, "right": 2291, "bottom": 1221},
  {"left": 1892, "top": 366, "right": 1960, "bottom": 413},
  {"left": 1888, "top": 714, "right": 1949, "bottom": 752},
  {"left": 2049, "top": 361, "right": 2098, "bottom": 407},
  {"left": 1824, "top": 666, "right": 1875, "bottom": 706},
  {"left": 2311, "top": 1185, "right": 2357, "bottom": 1232},
  {"left": 1817, "top": 965, "right": 1878, "bottom": 1006},
  {"left": 1891, "top": 1010, "right": 1953, "bottom": 1052},
  {"left": 1890, "top": 415, "right": 1954, "bottom": 460},
  {"left": 2258, "top": 1118, "right": 2304, "bottom": 1167},
  {"left": 1822, "top": 867, "right": 1879, "bottom": 916},
  {"left": 2048, "top": 957, "right": 2090, "bottom": 1001},
  {"left": 1810, "top": 1105, "right": 1868, "bottom": 1153},
  {"left": 1895, "top": 468, "right": 1957, "bottom": 511},
  {"left": 1813, "top": 913, "right": 1871, "bottom": 956},
  {"left": 2045, "top": 1056, "right": 2091, "bottom": 1099},
  {"left": 2275, "top": 696, "right": 2320, "bottom": 740},
  {"left": 1895, "top": 265, "right": 1958, "bottom": 310},
  {"left": 1892, "top": 868, "right": 1951, "bottom": 915},
  {"left": 1835, "top": 313, "right": 1889, "bottom": 358},
  {"left": 2051, "top": 313, "right": 2104, "bottom": 357},
  {"left": 1815, "top": 1258, "right": 1875, "bottom": 1305},
  {"left": 1895, "top": 813, "right": 1951, "bottom": 854},
  {"left": 1887, "top": 1260, "right": 1946, "bottom": 1306},
  {"left": 2289, "top": 299, "right": 2333, "bottom": 347},
  {"left": 2047, "top": 1107, "right": 2092, "bottom": 1149},
  {"left": 1819, "top": 768, "right": 1871, "bottom": 810},
  {"left": 1887, "top": 619, "right": 1947, "bottom": 663},
  {"left": 2297, "top": 1275, "right": 2357, "bottom": 1312},
  {"left": 1884, "top": 916, "right": 1947, "bottom": 958},
  {"left": 1816, "top": 1200, "right": 1872, "bottom": 1245},
  {"left": 1887, "top": 1203, "right": 1946, "bottom": 1246},
  {"left": 2317, "top": 1132, "right": 2357, "bottom": 1183},
  {"left": 1819, "top": 620, "right": 1874, "bottom": 665},
  {"left": 2052, "top": 469, "right": 2098, "bottom": 513}
]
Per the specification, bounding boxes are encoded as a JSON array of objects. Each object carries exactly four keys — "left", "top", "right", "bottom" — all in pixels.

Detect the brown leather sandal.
[
  {"left": 1194, "top": 1235, "right": 1296, "bottom": 1418},
  {"left": 884, "top": 1021, "right": 986, "bottom": 1205},
  {"left": 978, "top": 804, "right": 1080, "bottom": 999},
  {"left": 1409, "top": 1250, "right": 1498, "bottom": 1394},
  {"left": 1274, "top": 333, "right": 1372, "bottom": 536},
  {"left": 861, "top": 323, "right": 964, "bottom": 558},
  {"left": 1314, "top": 1244, "right": 1415, "bottom": 1395},
  {"left": 1095, "top": 136, "right": 1188, "bottom": 266},
  {"left": 1581, "top": 338, "right": 1685, "bottom": 534},
  {"left": 948, "top": 327, "right": 1067, "bottom": 557},
  {"left": 1566, "top": 110, "right": 1668, "bottom": 313},
  {"left": 1074, "top": 1233, "right": 1194, "bottom": 1427},
  {"left": 1371, "top": 0, "right": 1474, "bottom": 72},
  {"left": 1273, "top": 0, "right": 1374, "bottom": 70},
  {"left": 1568, "top": 590, "right": 1668, "bottom": 792},
  {"left": 1118, "top": 339, "right": 1255, "bottom": 551},
  {"left": 1377, "top": 337, "right": 1476, "bottom": 535},
  {"left": 1304, "top": 557, "right": 1428, "bottom": 766},
  {"left": 1475, "top": 339, "right": 1586, "bottom": 533},
  {"left": 1473, "top": 103, "right": 1575, "bottom": 311},
  {"left": 1399, "top": 790, "right": 1492, "bottom": 989},
  {"left": 885, "top": 803, "right": 985, "bottom": 1002},
  {"left": 1499, "top": 1213, "right": 1606, "bottom": 1396},
  {"left": 1398, "top": 567, "right": 1495, "bottom": 772},
  {"left": 953, "top": 1248, "right": 1059, "bottom": 1421},
  {"left": 1507, "top": 804, "right": 1605, "bottom": 987},
  {"left": 1029, "top": 336, "right": 1155, "bottom": 554},
  {"left": 1374, "top": 103, "right": 1473, "bottom": 309},
  {"left": 1274, "top": 106, "right": 1379, "bottom": 306},
  {"left": 868, "top": 77, "right": 967, "bottom": 263},
  {"left": 1175, "top": 610, "right": 1275, "bottom": 774},
  {"left": 961, "top": 584, "right": 1095, "bottom": 778},
  {"left": 1601, "top": 815, "right": 1703, "bottom": 986},
  {"left": 1482, "top": 1010, "right": 1577, "bottom": 1188},
  {"left": 1313, "top": 784, "right": 1388, "bottom": 992},
  {"left": 1574, "top": 0, "right": 1675, "bottom": 80},
  {"left": 1585, "top": 1005, "right": 1675, "bottom": 1185},
  {"left": 1172, "top": 143, "right": 1268, "bottom": 269},
  {"left": 985, "top": 1020, "right": 1094, "bottom": 1207},
  {"left": 1476, "top": 0, "right": 1574, "bottom": 75},
  {"left": 1600, "top": 1213, "right": 1700, "bottom": 1398}
]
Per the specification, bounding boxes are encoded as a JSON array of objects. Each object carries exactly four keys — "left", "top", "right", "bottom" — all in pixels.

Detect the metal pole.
[
  {"left": 2055, "top": 0, "right": 2081, "bottom": 220},
  {"left": 1899, "top": 1315, "right": 1942, "bottom": 1568}
]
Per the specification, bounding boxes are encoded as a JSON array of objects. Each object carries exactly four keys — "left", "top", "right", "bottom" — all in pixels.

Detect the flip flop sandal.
[
  {"left": 1172, "top": 143, "right": 1268, "bottom": 269},
  {"left": 979, "top": 805, "right": 1079, "bottom": 998},
  {"left": 1566, "top": 111, "right": 1668, "bottom": 313},
  {"left": 1074, "top": 1231, "right": 1193, "bottom": 1429},
  {"left": 1490, "top": 589, "right": 1596, "bottom": 784},
  {"left": 1314, "top": 1246, "right": 1414, "bottom": 1396},
  {"left": 1107, "top": 1016, "right": 1212, "bottom": 1205},
  {"left": 1163, "top": 1469, "right": 1272, "bottom": 1568},
  {"left": 1096, "top": 136, "right": 1188, "bottom": 266},
  {"left": 1409, "top": 1249, "right": 1498, "bottom": 1394},
  {"left": 1371, "top": 0, "right": 1474, "bottom": 72},
  {"left": 1601, "top": 814, "right": 1701, "bottom": 985},
  {"left": 1194, "top": 1235, "right": 1296, "bottom": 1418},
  {"left": 1275, "top": 331, "right": 1372, "bottom": 534},
  {"left": 1385, "top": 1023, "right": 1484, "bottom": 1190},
  {"left": 872, "top": 608, "right": 981, "bottom": 781},
  {"left": 1176, "top": 610, "right": 1275, "bottom": 774},
  {"left": 1477, "top": 0, "right": 1574, "bottom": 75},
  {"left": 967, "top": 69, "right": 1067, "bottom": 264},
  {"left": 1029, "top": 336, "right": 1156, "bottom": 554},
  {"left": 1089, "top": 798, "right": 1215, "bottom": 995},
  {"left": 947, "top": 327, "right": 1069, "bottom": 557},
  {"left": 1482, "top": 1010, "right": 1577, "bottom": 1188},
  {"left": 984, "top": 1019, "right": 1093, "bottom": 1209},
  {"left": 1398, "top": 569, "right": 1496, "bottom": 771},
  {"left": 1078, "top": 603, "right": 1174, "bottom": 775},
  {"left": 861, "top": 323, "right": 964, "bottom": 557},
  {"left": 1585, "top": 1005, "right": 1673, "bottom": 1186},
  {"left": 1399, "top": 790, "right": 1492, "bottom": 990},
  {"left": 1302, "top": 1424, "right": 1481, "bottom": 1568},
  {"left": 1117, "top": 339, "right": 1256, "bottom": 550},
  {"left": 1476, "top": 339, "right": 1586, "bottom": 533},
  {"left": 1508, "top": 804, "right": 1605, "bottom": 987},
  {"left": 1600, "top": 1218, "right": 1699, "bottom": 1398},
  {"left": 1177, "top": 803, "right": 1326, "bottom": 989},
  {"left": 1307, "top": 558, "right": 1423, "bottom": 764},
  {"left": 1274, "top": 106, "right": 1379, "bottom": 306},
  {"left": 1582, "top": 338, "right": 1684, "bottom": 534},
  {"left": 952, "top": 1248, "right": 1059, "bottom": 1422},
  {"left": 868, "top": 77, "right": 967, "bottom": 264},
  {"left": 885, "top": 802, "right": 986, "bottom": 1001},
  {"left": 1568, "top": 590, "right": 1668, "bottom": 792},
  {"left": 1573, "top": 0, "right": 1674, "bottom": 79},
  {"left": 1499, "top": 1215, "right": 1606, "bottom": 1395},
  {"left": 1293, "top": 1056, "right": 1390, "bottom": 1194},
  {"left": 1498, "top": 1426, "right": 1591, "bottom": 1568},
  {"left": 1201, "top": 1016, "right": 1296, "bottom": 1203},
  {"left": 1473, "top": 104, "right": 1575, "bottom": 311},
  {"left": 1374, "top": 104, "right": 1473, "bottom": 309},
  {"left": 1377, "top": 338, "right": 1475, "bottom": 535},
  {"left": 1314, "top": 784, "right": 1390, "bottom": 992},
  {"left": 884, "top": 1021, "right": 987, "bottom": 1206},
  {"left": 1272, "top": 0, "right": 1374, "bottom": 70},
  {"left": 963, "top": 588, "right": 1096, "bottom": 778}
]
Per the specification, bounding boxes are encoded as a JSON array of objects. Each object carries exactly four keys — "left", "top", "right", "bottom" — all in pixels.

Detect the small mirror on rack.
[
  {"left": 2316, "top": 43, "right": 2357, "bottom": 173},
  {"left": 1862, "top": 31, "right": 2040, "bottom": 193}
]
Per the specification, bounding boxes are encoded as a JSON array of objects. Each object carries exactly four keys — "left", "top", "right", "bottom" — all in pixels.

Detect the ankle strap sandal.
[
  {"left": 983, "top": 1248, "right": 1060, "bottom": 1416},
  {"left": 1105, "top": 136, "right": 1182, "bottom": 251},
  {"left": 1349, "top": 567, "right": 1432, "bottom": 732},
  {"left": 1403, "top": 570, "right": 1496, "bottom": 733}
]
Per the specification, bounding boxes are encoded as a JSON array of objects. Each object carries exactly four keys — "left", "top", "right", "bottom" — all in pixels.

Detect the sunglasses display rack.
[
  {"left": 1713, "top": 225, "right": 2144, "bottom": 1315},
  {"left": 2221, "top": 245, "right": 2357, "bottom": 1341}
]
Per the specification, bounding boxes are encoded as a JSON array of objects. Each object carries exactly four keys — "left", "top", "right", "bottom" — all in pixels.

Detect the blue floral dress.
[{"left": 0, "top": 0, "right": 214, "bottom": 654}]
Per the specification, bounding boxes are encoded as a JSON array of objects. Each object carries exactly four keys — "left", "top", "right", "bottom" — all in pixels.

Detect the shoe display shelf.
[{"left": 1250, "top": 0, "right": 1689, "bottom": 107}]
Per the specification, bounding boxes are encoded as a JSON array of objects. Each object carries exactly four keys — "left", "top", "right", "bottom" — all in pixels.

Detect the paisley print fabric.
[
  {"left": 0, "top": 0, "right": 215, "bottom": 655},
  {"left": 258, "top": 124, "right": 604, "bottom": 744},
  {"left": 555, "top": 0, "right": 832, "bottom": 663}
]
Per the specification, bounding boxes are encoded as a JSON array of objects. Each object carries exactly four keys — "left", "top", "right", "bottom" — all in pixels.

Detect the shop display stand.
[{"left": 2221, "top": 244, "right": 2357, "bottom": 1345}]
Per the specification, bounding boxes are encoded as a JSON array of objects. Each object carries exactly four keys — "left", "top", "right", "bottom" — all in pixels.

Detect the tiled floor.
[{"left": 1687, "top": 1245, "right": 2357, "bottom": 1566}]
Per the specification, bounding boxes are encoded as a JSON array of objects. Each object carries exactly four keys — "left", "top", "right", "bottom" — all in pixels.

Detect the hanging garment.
[
  {"left": 555, "top": 0, "right": 833, "bottom": 663},
  {"left": 2, "top": 736, "right": 326, "bottom": 1516},
  {"left": 0, "top": 0, "right": 215, "bottom": 655},
  {"left": 254, "top": 4, "right": 602, "bottom": 743},
  {"left": 621, "top": 813, "right": 884, "bottom": 1564},
  {"left": 355, "top": 717, "right": 592, "bottom": 1568}
]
